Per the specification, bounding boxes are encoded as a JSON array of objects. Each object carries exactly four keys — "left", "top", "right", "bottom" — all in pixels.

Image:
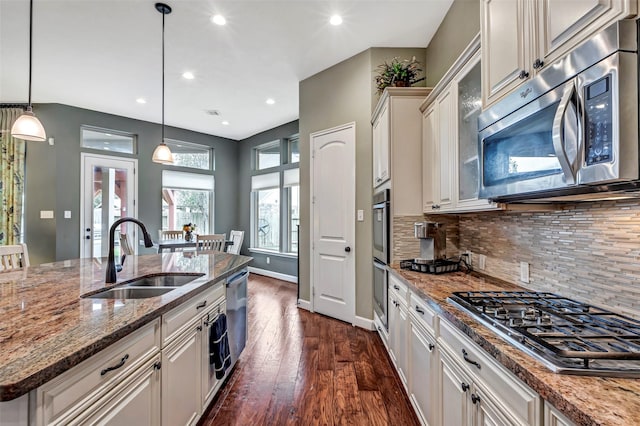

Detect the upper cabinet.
[
  {"left": 482, "top": 0, "right": 638, "bottom": 107},
  {"left": 372, "top": 87, "right": 431, "bottom": 215},
  {"left": 422, "top": 36, "right": 500, "bottom": 214}
]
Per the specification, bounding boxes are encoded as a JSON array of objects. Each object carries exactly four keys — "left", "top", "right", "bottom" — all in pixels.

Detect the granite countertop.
[
  {"left": 0, "top": 251, "right": 252, "bottom": 401},
  {"left": 389, "top": 264, "right": 640, "bottom": 426}
]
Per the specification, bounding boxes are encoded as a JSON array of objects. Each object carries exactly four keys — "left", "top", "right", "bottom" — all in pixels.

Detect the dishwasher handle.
[{"left": 227, "top": 269, "right": 249, "bottom": 287}]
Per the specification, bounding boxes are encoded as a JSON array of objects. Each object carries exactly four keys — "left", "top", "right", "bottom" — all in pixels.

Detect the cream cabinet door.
[
  {"left": 481, "top": 0, "right": 533, "bottom": 107},
  {"left": 538, "top": 0, "right": 635, "bottom": 66},
  {"left": 436, "top": 89, "right": 454, "bottom": 210},
  {"left": 373, "top": 101, "right": 390, "bottom": 187},
  {"left": 396, "top": 300, "right": 409, "bottom": 389},
  {"left": 409, "top": 321, "right": 438, "bottom": 426},
  {"left": 162, "top": 324, "right": 202, "bottom": 426},
  {"left": 439, "top": 351, "right": 472, "bottom": 426},
  {"left": 474, "top": 386, "right": 514, "bottom": 426},
  {"left": 422, "top": 105, "right": 437, "bottom": 213},
  {"left": 74, "top": 356, "right": 161, "bottom": 426}
]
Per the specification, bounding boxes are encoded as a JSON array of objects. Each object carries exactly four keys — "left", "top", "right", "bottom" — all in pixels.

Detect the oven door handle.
[{"left": 552, "top": 81, "right": 579, "bottom": 185}]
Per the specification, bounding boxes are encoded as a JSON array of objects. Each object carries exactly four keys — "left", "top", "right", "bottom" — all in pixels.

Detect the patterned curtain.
[{"left": 0, "top": 108, "right": 26, "bottom": 245}]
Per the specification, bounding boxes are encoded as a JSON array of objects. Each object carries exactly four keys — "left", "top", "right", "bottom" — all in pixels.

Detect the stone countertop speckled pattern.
[
  {"left": 389, "top": 264, "right": 640, "bottom": 426},
  {"left": 0, "top": 251, "right": 252, "bottom": 401}
]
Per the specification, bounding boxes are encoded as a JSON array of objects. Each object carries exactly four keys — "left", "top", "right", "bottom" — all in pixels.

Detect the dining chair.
[
  {"left": 226, "top": 230, "right": 244, "bottom": 255},
  {"left": 196, "top": 234, "right": 226, "bottom": 252},
  {"left": 0, "top": 244, "right": 30, "bottom": 272},
  {"left": 119, "top": 234, "right": 135, "bottom": 256},
  {"left": 159, "top": 229, "right": 184, "bottom": 240}
]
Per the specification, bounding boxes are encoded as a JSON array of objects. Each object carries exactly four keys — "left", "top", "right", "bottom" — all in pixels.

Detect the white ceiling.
[{"left": 0, "top": 0, "right": 453, "bottom": 140}]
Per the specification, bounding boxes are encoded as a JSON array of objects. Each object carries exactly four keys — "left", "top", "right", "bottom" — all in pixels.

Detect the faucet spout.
[{"left": 106, "top": 217, "right": 155, "bottom": 283}]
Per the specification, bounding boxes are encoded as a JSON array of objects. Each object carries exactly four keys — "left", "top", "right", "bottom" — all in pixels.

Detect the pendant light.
[
  {"left": 11, "top": 0, "right": 46, "bottom": 142},
  {"left": 151, "top": 3, "right": 174, "bottom": 164}
]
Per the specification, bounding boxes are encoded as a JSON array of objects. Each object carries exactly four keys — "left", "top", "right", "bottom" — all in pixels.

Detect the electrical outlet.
[
  {"left": 478, "top": 254, "right": 486, "bottom": 270},
  {"left": 266, "top": 256, "right": 270, "bottom": 265},
  {"left": 520, "top": 261, "right": 530, "bottom": 283}
]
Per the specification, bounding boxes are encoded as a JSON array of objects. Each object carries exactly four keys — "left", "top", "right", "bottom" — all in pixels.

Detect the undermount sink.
[
  {"left": 83, "top": 273, "right": 205, "bottom": 299},
  {"left": 85, "top": 287, "right": 174, "bottom": 299},
  {"left": 121, "top": 273, "right": 204, "bottom": 288}
]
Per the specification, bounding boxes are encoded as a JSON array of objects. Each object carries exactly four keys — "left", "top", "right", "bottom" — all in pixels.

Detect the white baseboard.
[
  {"left": 297, "top": 299, "right": 311, "bottom": 311},
  {"left": 248, "top": 267, "right": 298, "bottom": 283},
  {"left": 353, "top": 315, "right": 375, "bottom": 330}
]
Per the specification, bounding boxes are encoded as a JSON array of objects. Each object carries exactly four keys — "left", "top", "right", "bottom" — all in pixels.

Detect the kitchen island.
[
  {"left": 390, "top": 264, "right": 640, "bottom": 426},
  {"left": 0, "top": 251, "right": 251, "bottom": 410}
]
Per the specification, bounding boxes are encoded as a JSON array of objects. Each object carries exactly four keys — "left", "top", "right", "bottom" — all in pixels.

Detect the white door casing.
[
  {"left": 310, "top": 122, "right": 356, "bottom": 324},
  {"left": 80, "top": 153, "right": 137, "bottom": 259}
]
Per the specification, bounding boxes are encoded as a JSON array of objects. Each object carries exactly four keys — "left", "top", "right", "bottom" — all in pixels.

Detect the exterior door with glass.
[{"left": 80, "top": 153, "right": 137, "bottom": 259}]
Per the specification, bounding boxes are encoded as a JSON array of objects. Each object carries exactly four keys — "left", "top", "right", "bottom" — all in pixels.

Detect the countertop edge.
[{"left": 0, "top": 259, "right": 251, "bottom": 401}]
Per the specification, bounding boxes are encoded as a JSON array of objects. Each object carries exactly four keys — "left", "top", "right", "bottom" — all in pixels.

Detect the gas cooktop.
[{"left": 447, "top": 291, "right": 640, "bottom": 377}]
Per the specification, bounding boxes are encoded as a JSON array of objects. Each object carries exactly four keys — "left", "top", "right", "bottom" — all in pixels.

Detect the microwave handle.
[{"left": 552, "top": 82, "right": 578, "bottom": 185}]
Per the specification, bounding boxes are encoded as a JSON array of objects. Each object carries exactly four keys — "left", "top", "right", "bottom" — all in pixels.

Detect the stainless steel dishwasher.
[{"left": 226, "top": 268, "right": 248, "bottom": 367}]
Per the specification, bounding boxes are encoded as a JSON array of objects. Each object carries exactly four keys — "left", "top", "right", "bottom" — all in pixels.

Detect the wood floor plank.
[{"left": 200, "top": 274, "right": 420, "bottom": 426}]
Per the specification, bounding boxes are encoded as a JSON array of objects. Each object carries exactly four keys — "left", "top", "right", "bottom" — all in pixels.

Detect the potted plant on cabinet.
[{"left": 374, "top": 56, "right": 424, "bottom": 94}]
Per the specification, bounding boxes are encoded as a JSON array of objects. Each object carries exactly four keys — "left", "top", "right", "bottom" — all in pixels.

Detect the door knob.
[
  {"left": 345, "top": 246, "right": 351, "bottom": 252},
  {"left": 85, "top": 236, "right": 91, "bottom": 240}
]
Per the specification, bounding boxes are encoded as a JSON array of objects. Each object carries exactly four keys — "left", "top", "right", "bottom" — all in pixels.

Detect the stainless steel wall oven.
[{"left": 373, "top": 189, "right": 390, "bottom": 329}]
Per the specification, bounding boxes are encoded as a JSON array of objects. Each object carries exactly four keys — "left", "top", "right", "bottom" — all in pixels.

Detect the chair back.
[
  {"left": 226, "top": 230, "right": 244, "bottom": 255},
  {"left": 196, "top": 234, "right": 226, "bottom": 252},
  {"left": 159, "top": 230, "right": 183, "bottom": 240},
  {"left": 0, "top": 244, "right": 30, "bottom": 272},
  {"left": 119, "top": 234, "right": 134, "bottom": 256}
]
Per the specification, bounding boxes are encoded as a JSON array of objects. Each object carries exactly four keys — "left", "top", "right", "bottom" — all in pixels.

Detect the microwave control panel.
[{"left": 584, "top": 75, "right": 613, "bottom": 166}]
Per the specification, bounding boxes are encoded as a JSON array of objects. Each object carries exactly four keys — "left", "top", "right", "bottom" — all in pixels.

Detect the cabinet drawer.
[
  {"left": 439, "top": 318, "right": 540, "bottom": 426},
  {"left": 36, "top": 319, "right": 160, "bottom": 426},
  {"left": 408, "top": 293, "right": 437, "bottom": 335},
  {"left": 388, "top": 272, "right": 408, "bottom": 303},
  {"left": 162, "top": 282, "right": 225, "bottom": 346}
]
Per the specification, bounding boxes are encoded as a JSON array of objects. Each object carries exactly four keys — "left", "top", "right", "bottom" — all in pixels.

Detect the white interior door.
[
  {"left": 310, "top": 123, "right": 356, "bottom": 323},
  {"left": 80, "top": 153, "right": 137, "bottom": 259}
]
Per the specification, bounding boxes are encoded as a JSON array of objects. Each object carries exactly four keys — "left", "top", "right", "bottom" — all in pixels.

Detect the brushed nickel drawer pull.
[
  {"left": 101, "top": 354, "right": 129, "bottom": 376},
  {"left": 462, "top": 349, "right": 481, "bottom": 369}
]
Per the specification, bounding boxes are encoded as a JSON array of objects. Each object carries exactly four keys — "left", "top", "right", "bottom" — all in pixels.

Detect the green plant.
[{"left": 374, "top": 56, "right": 424, "bottom": 94}]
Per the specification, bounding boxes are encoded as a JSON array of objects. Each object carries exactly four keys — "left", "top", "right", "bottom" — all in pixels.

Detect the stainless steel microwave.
[{"left": 478, "top": 20, "right": 640, "bottom": 202}]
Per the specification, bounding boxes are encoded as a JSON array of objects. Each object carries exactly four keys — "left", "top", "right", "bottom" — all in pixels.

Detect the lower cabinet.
[
  {"left": 388, "top": 274, "right": 409, "bottom": 389},
  {"left": 72, "top": 354, "right": 162, "bottom": 426},
  {"left": 408, "top": 316, "right": 438, "bottom": 426}
]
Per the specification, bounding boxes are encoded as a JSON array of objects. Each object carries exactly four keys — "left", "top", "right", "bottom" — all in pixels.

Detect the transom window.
[
  {"left": 255, "top": 140, "right": 281, "bottom": 170},
  {"left": 165, "top": 139, "right": 213, "bottom": 170},
  {"left": 81, "top": 126, "right": 136, "bottom": 154}
]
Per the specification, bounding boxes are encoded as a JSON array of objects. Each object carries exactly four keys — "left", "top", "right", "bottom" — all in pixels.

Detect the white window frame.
[{"left": 162, "top": 170, "right": 215, "bottom": 233}]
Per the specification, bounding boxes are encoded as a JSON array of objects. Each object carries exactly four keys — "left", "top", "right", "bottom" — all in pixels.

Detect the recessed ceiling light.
[
  {"left": 266, "top": 98, "right": 275, "bottom": 105},
  {"left": 330, "top": 15, "right": 343, "bottom": 26},
  {"left": 182, "top": 71, "right": 195, "bottom": 80},
  {"left": 222, "top": 121, "right": 230, "bottom": 125},
  {"left": 136, "top": 98, "right": 146, "bottom": 104},
  {"left": 211, "top": 14, "right": 226, "bottom": 25}
]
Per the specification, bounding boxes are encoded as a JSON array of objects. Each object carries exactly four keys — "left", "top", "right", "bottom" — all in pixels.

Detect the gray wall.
[
  {"left": 425, "top": 0, "right": 480, "bottom": 87},
  {"left": 299, "top": 46, "right": 425, "bottom": 319},
  {"left": 27, "top": 103, "right": 238, "bottom": 265},
  {"left": 237, "top": 120, "right": 299, "bottom": 277}
]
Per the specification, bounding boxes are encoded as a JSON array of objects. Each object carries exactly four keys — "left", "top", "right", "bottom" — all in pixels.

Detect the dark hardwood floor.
[{"left": 199, "top": 274, "right": 420, "bottom": 426}]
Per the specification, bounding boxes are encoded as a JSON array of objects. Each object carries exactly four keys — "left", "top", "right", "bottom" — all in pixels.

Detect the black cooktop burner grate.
[{"left": 447, "top": 290, "right": 640, "bottom": 376}]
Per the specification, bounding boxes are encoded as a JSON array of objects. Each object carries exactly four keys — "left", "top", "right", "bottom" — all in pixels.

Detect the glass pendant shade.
[
  {"left": 152, "top": 142, "right": 174, "bottom": 164},
  {"left": 11, "top": 108, "right": 46, "bottom": 142}
]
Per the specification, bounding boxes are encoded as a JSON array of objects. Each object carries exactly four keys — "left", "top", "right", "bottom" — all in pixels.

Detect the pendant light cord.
[
  {"left": 28, "top": 0, "right": 34, "bottom": 107},
  {"left": 161, "top": 8, "right": 165, "bottom": 144}
]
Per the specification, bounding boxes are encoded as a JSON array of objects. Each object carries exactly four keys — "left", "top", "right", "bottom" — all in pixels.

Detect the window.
[
  {"left": 288, "top": 136, "right": 299, "bottom": 163},
  {"left": 81, "top": 126, "right": 136, "bottom": 154},
  {"left": 251, "top": 137, "right": 299, "bottom": 254},
  {"left": 251, "top": 172, "right": 280, "bottom": 250},
  {"left": 165, "top": 139, "right": 213, "bottom": 170},
  {"left": 162, "top": 170, "right": 214, "bottom": 233},
  {"left": 255, "top": 140, "right": 280, "bottom": 170}
]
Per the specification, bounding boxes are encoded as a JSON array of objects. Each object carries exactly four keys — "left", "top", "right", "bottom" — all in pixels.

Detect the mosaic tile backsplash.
[{"left": 425, "top": 199, "right": 640, "bottom": 320}]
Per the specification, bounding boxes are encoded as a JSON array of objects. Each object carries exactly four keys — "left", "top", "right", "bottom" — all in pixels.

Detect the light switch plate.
[
  {"left": 40, "top": 210, "right": 54, "bottom": 219},
  {"left": 64, "top": 210, "right": 72, "bottom": 219},
  {"left": 357, "top": 209, "right": 364, "bottom": 221},
  {"left": 520, "top": 262, "right": 530, "bottom": 283}
]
